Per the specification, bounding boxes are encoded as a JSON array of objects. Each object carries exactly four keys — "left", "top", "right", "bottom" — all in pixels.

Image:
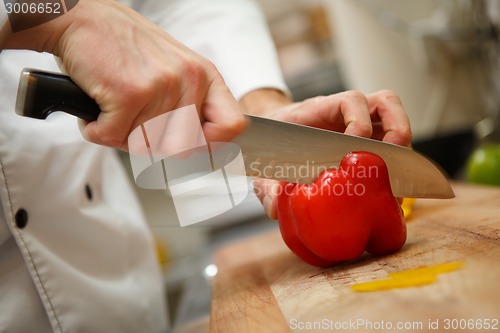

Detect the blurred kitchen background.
[{"left": 126, "top": 1, "right": 500, "bottom": 331}]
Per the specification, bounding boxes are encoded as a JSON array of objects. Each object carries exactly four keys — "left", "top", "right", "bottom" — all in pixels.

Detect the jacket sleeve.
[{"left": 135, "top": 0, "right": 290, "bottom": 100}]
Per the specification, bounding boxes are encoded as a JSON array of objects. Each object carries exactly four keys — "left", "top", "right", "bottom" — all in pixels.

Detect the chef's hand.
[
  {"left": 2, "top": 0, "right": 246, "bottom": 150},
  {"left": 241, "top": 89, "right": 412, "bottom": 219}
]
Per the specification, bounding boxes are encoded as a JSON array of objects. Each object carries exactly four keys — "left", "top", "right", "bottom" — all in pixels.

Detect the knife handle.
[{"left": 15, "top": 69, "right": 101, "bottom": 121}]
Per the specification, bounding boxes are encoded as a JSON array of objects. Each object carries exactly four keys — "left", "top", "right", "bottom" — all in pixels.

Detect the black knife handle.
[{"left": 15, "top": 69, "right": 101, "bottom": 121}]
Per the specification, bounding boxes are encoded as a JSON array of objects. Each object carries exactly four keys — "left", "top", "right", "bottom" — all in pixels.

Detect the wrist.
[
  {"left": 1, "top": 0, "right": 79, "bottom": 53},
  {"left": 239, "top": 88, "right": 292, "bottom": 117}
]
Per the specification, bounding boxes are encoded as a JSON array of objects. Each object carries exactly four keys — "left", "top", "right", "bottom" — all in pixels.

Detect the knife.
[{"left": 15, "top": 68, "right": 454, "bottom": 199}]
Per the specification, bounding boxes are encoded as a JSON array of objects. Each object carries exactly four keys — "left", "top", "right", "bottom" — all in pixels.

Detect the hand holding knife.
[{"left": 15, "top": 68, "right": 454, "bottom": 199}]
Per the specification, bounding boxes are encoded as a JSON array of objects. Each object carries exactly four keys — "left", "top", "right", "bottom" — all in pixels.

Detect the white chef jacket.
[{"left": 0, "top": 1, "right": 287, "bottom": 332}]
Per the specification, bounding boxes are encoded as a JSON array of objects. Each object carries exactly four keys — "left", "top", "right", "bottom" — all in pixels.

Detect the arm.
[{"left": 1, "top": 0, "right": 247, "bottom": 149}]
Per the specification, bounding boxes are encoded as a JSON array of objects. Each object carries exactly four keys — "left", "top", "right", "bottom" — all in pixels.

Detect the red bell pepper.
[{"left": 277, "top": 151, "right": 406, "bottom": 268}]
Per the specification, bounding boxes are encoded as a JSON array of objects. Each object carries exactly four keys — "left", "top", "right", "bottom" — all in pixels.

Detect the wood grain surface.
[{"left": 210, "top": 183, "right": 500, "bottom": 333}]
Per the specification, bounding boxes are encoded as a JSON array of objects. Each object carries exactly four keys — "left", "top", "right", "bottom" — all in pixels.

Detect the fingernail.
[
  {"left": 263, "top": 182, "right": 280, "bottom": 220},
  {"left": 263, "top": 195, "right": 276, "bottom": 220}
]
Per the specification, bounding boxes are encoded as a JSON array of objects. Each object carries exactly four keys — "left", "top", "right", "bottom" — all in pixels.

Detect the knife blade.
[{"left": 15, "top": 68, "right": 454, "bottom": 199}]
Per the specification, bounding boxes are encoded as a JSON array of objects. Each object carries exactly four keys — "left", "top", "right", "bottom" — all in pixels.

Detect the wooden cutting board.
[{"left": 210, "top": 183, "right": 500, "bottom": 332}]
